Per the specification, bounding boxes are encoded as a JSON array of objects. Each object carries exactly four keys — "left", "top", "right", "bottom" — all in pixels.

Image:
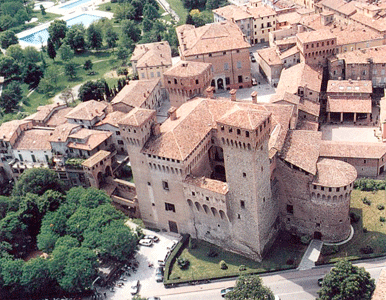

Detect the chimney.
[
  {"left": 206, "top": 86, "right": 215, "bottom": 99},
  {"left": 230, "top": 89, "right": 237, "bottom": 101},
  {"left": 168, "top": 106, "right": 177, "bottom": 121},
  {"left": 357, "top": 77, "right": 360, "bottom": 80},
  {"left": 152, "top": 123, "right": 161, "bottom": 136},
  {"left": 251, "top": 91, "right": 258, "bottom": 104},
  {"left": 297, "top": 24, "right": 304, "bottom": 33},
  {"left": 338, "top": 77, "right": 342, "bottom": 80}
]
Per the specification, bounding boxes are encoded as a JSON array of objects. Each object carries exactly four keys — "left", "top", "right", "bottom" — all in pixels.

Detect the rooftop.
[
  {"left": 320, "top": 140, "right": 386, "bottom": 159},
  {"left": 67, "top": 129, "right": 112, "bottom": 150},
  {"left": 327, "top": 80, "right": 372, "bottom": 94},
  {"left": 46, "top": 107, "right": 73, "bottom": 127},
  {"left": 95, "top": 111, "right": 126, "bottom": 128},
  {"left": 313, "top": 158, "right": 357, "bottom": 187},
  {"left": 336, "top": 45, "right": 386, "bottom": 64},
  {"left": 326, "top": 98, "right": 372, "bottom": 113},
  {"left": 296, "top": 29, "right": 336, "bottom": 44},
  {"left": 183, "top": 175, "right": 229, "bottom": 195},
  {"left": 82, "top": 150, "right": 111, "bottom": 168},
  {"left": 163, "top": 60, "right": 212, "bottom": 77},
  {"left": 131, "top": 41, "right": 172, "bottom": 68},
  {"left": 66, "top": 100, "right": 107, "bottom": 121},
  {"left": 13, "top": 128, "right": 53, "bottom": 150},
  {"left": 118, "top": 107, "right": 156, "bottom": 126},
  {"left": 49, "top": 123, "right": 81, "bottom": 142},
  {"left": 0, "top": 120, "right": 32, "bottom": 142},
  {"left": 257, "top": 47, "right": 282, "bottom": 66}
]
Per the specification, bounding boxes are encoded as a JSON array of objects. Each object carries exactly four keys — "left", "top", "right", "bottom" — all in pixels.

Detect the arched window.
[{"left": 195, "top": 202, "right": 201, "bottom": 211}]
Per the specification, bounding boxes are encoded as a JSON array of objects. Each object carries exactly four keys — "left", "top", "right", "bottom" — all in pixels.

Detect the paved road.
[{"left": 147, "top": 258, "right": 385, "bottom": 300}]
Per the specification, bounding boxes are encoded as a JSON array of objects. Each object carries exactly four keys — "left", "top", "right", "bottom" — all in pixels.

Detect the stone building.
[
  {"left": 163, "top": 60, "right": 213, "bottom": 108},
  {"left": 130, "top": 41, "right": 172, "bottom": 85},
  {"left": 118, "top": 96, "right": 357, "bottom": 260},
  {"left": 176, "top": 21, "right": 252, "bottom": 91}
]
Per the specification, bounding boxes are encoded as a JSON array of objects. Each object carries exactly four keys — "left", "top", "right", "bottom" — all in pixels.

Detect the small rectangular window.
[
  {"left": 240, "top": 200, "right": 245, "bottom": 208},
  {"left": 162, "top": 181, "right": 169, "bottom": 190},
  {"left": 165, "top": 202, "right": 175, "bottom": 212},
  {"left": 286, "top": 204, "right": 294, "bottom": 214}
]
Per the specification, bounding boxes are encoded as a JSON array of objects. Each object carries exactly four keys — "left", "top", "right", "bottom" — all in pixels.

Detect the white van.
[{"left": 157, "top": 251, "right": 170, "bottom": 266}]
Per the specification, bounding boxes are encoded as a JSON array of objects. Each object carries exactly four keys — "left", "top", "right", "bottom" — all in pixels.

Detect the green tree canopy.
[
  {"left": 87, "top": 24, "right": 103, "bottom": 49},
  {"left": 317, "top": 259, "right": 375, "bottom": 300},
  {"left": 0, "top": 30, "right": 18, "bottom": 49},
  {"left": 13, "top": 168, "right": 64, "bottom": 197},
  {"left": 0, "top": 56, "right": 20, "bottom": 78},
  {"left": 64, "top": 62, "right": 78, "bottom": 80},
  {"left": 65, "top": 24, "right": 86, "bottom": 52},
  {"left": 48, "top": 19, "right": 68, "bottom": 48},
  {"left": 78, "top": 80, "right": 106, "bottom": 102},
  {"left": 0, "top": 81, "right": 22, "bottom": 113},
  {"left": 121, "top": 19, "right": 141, "bottom": 43},
  {"left": 22, "top": 62, "right": 43, "bottom": 88},
  {"left": 226, "top": 275, "right": 275, "bottom": 300},
  {"left": 6, "top": 44, "right": 24, "bottom": 62},
  {"left": 58, "top": 44, "right": 74, "bottom": 61},
  {"left": 47, "top": 38, "right": 56, "bottom": 60}
]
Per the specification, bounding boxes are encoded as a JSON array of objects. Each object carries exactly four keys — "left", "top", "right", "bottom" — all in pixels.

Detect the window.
[
  {"left": 364, "top": 159, "right": 367, "bottom": 164},
  {"left": 223, "top": 51, "right": 226, "bottom": 55},
  {"left": 240, "top": 200, "right": 245, "bottom": 208},
  {"left": 195, "top": 79, "right": 199, "bottom": 84},
  {"left": 286, "top": 204, "right": 294, "bottom": 214},
  {"left": 238, "top": 75, "right": 243, "bottom": 83},
  {"left": 224, "top": 63, "right": 229, "bottom": 70},
  {"left": 150, "top": 72, "right": 154, "bottom": 78},
  {"left": 237, "top": 129, "right": 241, "bottom": 135},
  {"left": 237, "top": 61, "right": 242, "bottom": 69},
  {"left": 116, "top": 131, "right": 120, "bottom": 135},
  {"left": 162, "top": 181, "right": 169, "bottom": 190},
  {"left": 243, "top": 172, "right": 246, "bottom": 177},
  {"left": 141, "top": 73, "right": 145, "bottom": 78},
  {"left": 157, "top": 71, "right": 161, "bottom": 77},
  {"left": 174, "top": 78, "right": 177, "bottom": 84},
  {"left": 147, "top": 182, "right": 151, "bottom": 186},
  {"left": 118, "top": 140, "right": 124, "bottom": 145},
  {"left": 165, "top": 202, "right": 176, "bottom": 212},
  {"left": 209, "top": 53, "right": 212, "bottom": 57}
]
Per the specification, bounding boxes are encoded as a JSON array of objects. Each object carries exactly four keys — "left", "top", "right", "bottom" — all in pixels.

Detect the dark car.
[{"left": 155, "top": 266, "right": 164, "bottom": 282}]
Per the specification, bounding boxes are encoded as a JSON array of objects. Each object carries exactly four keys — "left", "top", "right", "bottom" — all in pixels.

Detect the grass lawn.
[
  {"left": 318, "top": 189, "right": 386, "bottom": 264},
  {"left": 166, "top": 0, "right": 188, "bottom": 22},
  {"left": 97, "top": 1, "right": 120, "bottom": 12},
  {"left": 168, "top": 232, "right": 307, "bottom": 283}
]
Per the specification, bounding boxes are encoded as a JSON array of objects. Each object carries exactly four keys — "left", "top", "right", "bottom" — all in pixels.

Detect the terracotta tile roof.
[
  {"left": 276, "top": 63, "right": 322, "bottom": 95},
  {"left": 118, "top": 107, "right": 156, "bottom": 126},
  {"left": 372, "top": 269, "right": 386, "bottom": 300},
  {"left": 143, "top": 98, "right": 293, "bottom": 161},
  {"left": 65, "top": 100, "right": 107, "bottom": 121},
  {"left": 24, "top": 103, "right": 67, "bottom": 124},
  {"left": 327, "top": 80, "right": 372, "bottom": 94},
  {"left": 0, "top": 120, "right": 32, "bottom": 142},
  {"left": 326, "top": 98, "right": 372, "bottom": 113},
  {"left": 319, "top": 0, "right": 357, "bottom": 16},
  {"left": 351, "top": 11, "right": 386, "bottom": 33},
  {"left": 281, "top": 130, "right": 322, "bottom": 175},
  {"left": 213, "top": 5, "right": 254, "bottom": 21},
  {"left": 67, "top": 129, "right": 112, "bottom": 151},
  {"left": 336, "top": 45, "right": 386, "bottom": 64},
  {"left": 313, "top": 158, "right": 357, "bottom": 187},
  {"left": 111, "top": 79, "right": 160, "bottom": 109},
  {"left": 279, "top": 46, "right": 299, "bottom": 59},
  {"left": 320, "top": 141, "right": 386, "bottom": 159},
  {"left": 131, "top": 41, "right": 172, "bottom": 68},
  {"left": 13, "top": 129, "right": 53, "bottom": 150},
  {"left": 163, "top": 60, "right": 212, "bottom": 77},
  {"left": 277, "top": 11, "right": 302, "bottom": 24},
  {"left": 82, "top": 150, "right": 110, "bottom": 168},
  {"left": 296, "top": 120, "right": 319, "bottom": 131},
  {"left": 271, "top": 92, "right": 300, "bottom": 105},
  {"left": 95, "top": 111, "right": 126, "bottom": 128},
  {"left": 333, "top": 25, "right": 383, "bottom": 46},
  {"left": 257, "top": 47, "right": 282, "bottom": 65},
  {"left": 46, "top": 107, "right": 73, "bottom": 127},
  {"left": 299, "top": 99, "right": 320, "bottom": 117},
  {"left": 177, "top": 21, "right": 251, "bottom": 57},
  {"left": 296, "top": 29, "right": 335, "bottom": 44},
  {"left": 49, "top": 123, "right": 81, "bottom": 142},
  {"left": 183, "top": 175, "right": 228, "bottom": 195},
  {"left": 247, "top": 5, "right": 277, "bottom": 18},
  {"left": 275, "top": 36, "right": 297, "bottom": 47}
]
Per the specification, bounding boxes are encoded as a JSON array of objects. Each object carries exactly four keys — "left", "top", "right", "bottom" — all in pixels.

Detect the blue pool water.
[
  {"left": 20, "top": 14, "right": 102, "bottom": 45},
  {"left": 60, "top": 0, "right": 93, "bottom": 10}
]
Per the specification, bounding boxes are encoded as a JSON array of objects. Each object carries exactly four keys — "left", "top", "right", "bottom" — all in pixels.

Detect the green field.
[{"left": 319, "top": 189, "right": 386, "bottom": 263}]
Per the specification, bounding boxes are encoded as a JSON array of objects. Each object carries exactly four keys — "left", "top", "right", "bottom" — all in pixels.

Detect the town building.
[
  {"left": 176, "top": 21, "right": 252, "bottom": 91},
  {"left": 163, "top": 60, "right": 213, "bottom": 108},
  {"left": 130, "top": 41, "right": 172, "bottom": 85}
]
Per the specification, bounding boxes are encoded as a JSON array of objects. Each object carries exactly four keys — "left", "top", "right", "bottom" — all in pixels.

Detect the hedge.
[{"left": 164, "top": 234, "right": 190, "bottom": 284}]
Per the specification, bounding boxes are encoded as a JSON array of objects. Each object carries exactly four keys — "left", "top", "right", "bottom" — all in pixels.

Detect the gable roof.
[{"left": 66, "top": 100, "right": 107, "bottom": 121}]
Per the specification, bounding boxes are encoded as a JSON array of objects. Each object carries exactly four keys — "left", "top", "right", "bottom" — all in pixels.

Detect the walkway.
[{"left": 297, "top": 239, "right": 324, "bottom": 271}]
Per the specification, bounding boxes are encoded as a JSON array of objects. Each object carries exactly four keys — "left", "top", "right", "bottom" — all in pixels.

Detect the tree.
[
  {"left": 6, "top": 44, "right": 24, "bottom": 63},
  {"left": 48, "top": 19, "right": 67, "bottom": 48},
  {"left": 78, "top": 80, "right": 106, "bottom": 102},
  {"left": 13, "top": 168, "right": 64, "bottom": 197},
  {"left": 59, "top": 88, "right": 75, "bottom": 104},
  {"left": 38, "top": 78, "right": 55, "bottom": 96},
  {"left": 79, "top": 187, "right": 110, "bottom": 209},
  {"left": 225, "top": 275, "right": 275, "bottom": 300},
  {"left": 0, "top": 81, "right": 22, "bottom": 113},
  {"left": 143, "top": 3, "right": 160, "bottom": 20},
  {"left": 317, "top": 259, "right": 375, "bottom": 300},
  {"left": 83, "top": 59, "right": 93, "bottom": 72},
  {"left": 0, "top": 257, "right": 24, "bottom": 292},
  {"left": 105, "top": 25, "right": 118, "bottom": 50},
  {"left": 87, "top": 24, "right": 103, "bottom": 50},
  {"left": 121, "top": 19, "right": 141, "bottom": 43},
  {"left": 47, "top": 38, "right": 56, "bottom": 60},
  {"left": 40, "top": 4, "right": 46, "bottom": 15},
  {"left": 206, "top": 0, "right": 220, "bottom": 10},
  {"left": 58, "top": 44, "right": 74, "bottom": 61},
  {"left": 116, "top": 46, "right": 128, "bottom": 62},
  {"left": 0, "top": 56, "right": 20, "bottom": 78},
  {"left": 65, "top": 24, "right": 86, "bottom": 53},
  {"left": 0, "top": 30, "right": 18, "bottom": 49},
  {"left": 20, "top": 257, "right": 53, "bottom": 295},
  {"left": 23, "top": 46, "right": 41, "bottom": 63},
  {"left": 22, "top": 63, "right": 43, "bottom": 87},
  {"left": 186, "top": 13, "right": 194, "bottom": 25},
  {"left": 64, "top": 62, "right": 78, "bottom": 80}
]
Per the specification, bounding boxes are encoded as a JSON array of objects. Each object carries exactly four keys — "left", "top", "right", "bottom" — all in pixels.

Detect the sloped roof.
[
  {"left": 118, "top": 107, "right": 156, "bottom": 126},
  {"left": 66, "top": 100, "right": 107, "bottom": 121},
  {"left": 13, "top": 129, "right": 53, "bottom": 150},
  {"left": 131, "top": 41, "right": 172, "bottom": 68},
  {"left": 320, "top": 141, "right": 386, "bottom": 159},
  {"left": 313, "top": 158, "right": 357, "bottom": 187},
  {"left": 163, "top": 60, "right": 212, "bottom": 77}
]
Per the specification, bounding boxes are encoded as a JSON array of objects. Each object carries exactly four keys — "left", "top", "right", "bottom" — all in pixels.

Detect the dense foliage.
[
  {"left": 0, "top": 169, "right": 138, "bottom": 299},
  {"left": 225, "top": 275, "right": 275, "bottom": 300},
  {"left": 317, "top": 259, "right": 375, "bottom": 300},
  {"left": 354, "top": 178, "right": 386, "bottom": 191}
]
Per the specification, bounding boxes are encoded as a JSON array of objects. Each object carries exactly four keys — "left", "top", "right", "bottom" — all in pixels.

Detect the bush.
[
  {"left": 360, "top": 245, "right": 374, "bottom": 254},
  {"left": 207, "top": 248, "right": 218, "bottom": 257},
  {"left": 321, "top": 245, "right": 339, "bottom": 256},
  {"left": 362, "top": 197, "right": 371, "bottom": 206},
  {"left": 380, "top": 216, "right": 386, "bottom": 222},
  {"left": 189, "top": 238, "right": 197, "bottom": 249},
  {"left": 378, "top": 204, "right": 385, "bottom": 210},
  {"left": 350, "top": 212, "right": 360, "bottom": 223},
  {"left": 117, "top": 67, "right": 128, "bottom": 76},
  {"left": 239, "top": 265, "right": 246, "bottom": 271},
  {"left": 105, "top": 4, "right": 111, "bottom": 10},
  {"left": 363, "top": 227, "right": 368, "bottom": 233},
  {"left": 300, "top": 235, "right": 311, "bottom": 245},
  {"left": 177, "top": 257, "right": 190, "bottom": 270},
  {"left": 286, "top": 258, "right": 294, "bottom": 265},
  {"left": 354, "top": 178, "right": 386, "bottom": 191},
  {"left": 219, "top": 260, "right": 228, "bottom": 270}
]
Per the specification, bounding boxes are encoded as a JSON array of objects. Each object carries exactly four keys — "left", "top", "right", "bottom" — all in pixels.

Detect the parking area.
[{"left": 90, "top": 224, "right": 180, "bottom": 300}]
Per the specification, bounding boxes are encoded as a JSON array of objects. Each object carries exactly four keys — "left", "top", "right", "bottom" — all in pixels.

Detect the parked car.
[
  {"left": 139, "top": 238, "right": 153, "bottom": 247},
  {"left": 221, "top": 287, "right": 234, "bottom": 297},
  {"left": 318, "top": 277, "right": 324, "bottom": 287},
  {"left": 144, "top": 235, "right": 160, "bottom": 242},
  {"left": 251, "top": 56, "right": 256, "bottom": 62},
  {"left": 166, "top": 240, "right": 178, "bottom": 251},
  {"left": 158, "top": 251, "right": 170, "bottom": 266},
  {"left": 155, "top": 266, "right": 164, "bottom": 282},
  {"left": 130, "top": 280, "right": 140, "bottom": 295}
]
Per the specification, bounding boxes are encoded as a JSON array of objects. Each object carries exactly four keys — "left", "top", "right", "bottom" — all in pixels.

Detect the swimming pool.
[
  {"left": 19, "top": 14, "right": 102, "bottom": 45},
  {"left": 60, "top": 0, "right": 93, "bottom": 10}
]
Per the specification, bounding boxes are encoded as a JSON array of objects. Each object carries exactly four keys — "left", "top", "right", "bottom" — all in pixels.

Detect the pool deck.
[
  {"left": 47, "top": 0, "right": 109, "bottom": 15},
  {"left": 17, "top": 5, "right": 113, "bottom": 48}
]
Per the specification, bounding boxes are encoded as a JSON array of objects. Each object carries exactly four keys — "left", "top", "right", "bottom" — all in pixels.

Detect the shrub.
[
  {"left": 207, "top": 248, "right": 218, "bottom": 257},
  {"left": 354, "top": 178, "right": 386, "bottom": 191},
  {"left": 239, "top": 265, "right": 246, "bottom": 271},
  {"left": 362, "top": 197, "right": 371, "bottom": 206},
  {"left": 286, "top": 258, "right": 294, "bottom": 265},
  {"left": 350, "top": 212, "right": 360, "bottom": 223},
  {"left": 300, "top": 235, "right": 311, "bottom": 245},
  {"left": 189, "top": 238, "right": 197, "bottom": 249},
  {"left": 378, "top": 204, "right": 385, "bottom": 210},
  {"left": 105, "top": 4, "right": 111, "bottom": 10},
  {"left": 360, "top": 245, "right": 374, "bottom": 254},
  {"left": 363, "top": 227, "right": 368, "bottom": 233},
  {"left": 380, "top": 216, "right": 386, "bottom": 222},
  {"left": 321, "top": 245, "right": 339, "bottom": 256},
  {"left": 177, "top": 257, "right": 190, "bottom": 270},
  {"left": 117, "top": 67, "right": 128, "bottom": 76},
  {"left": 219, "top": 260, "right": 228, "bottom": 270}
]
